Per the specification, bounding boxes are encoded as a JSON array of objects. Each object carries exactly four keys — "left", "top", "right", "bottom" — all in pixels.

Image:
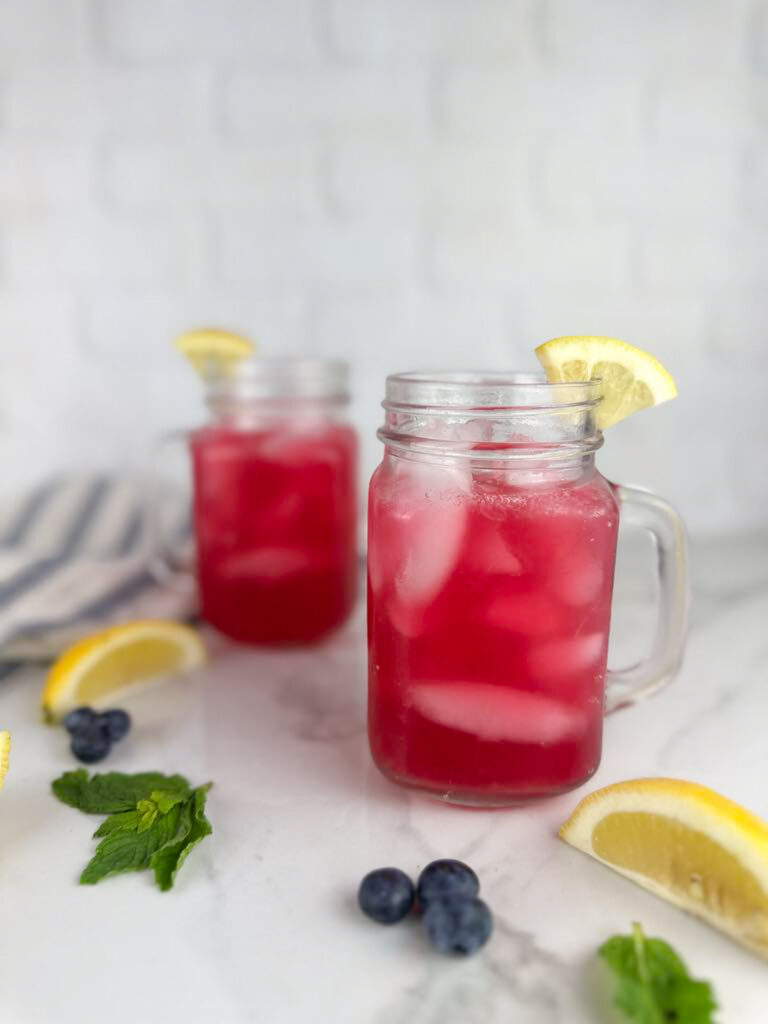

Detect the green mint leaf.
[
  {"left": 52, "top": 769, "right": 191, "bottom": 814},
  {"left": 599, "top": 924, "right": 718, "bottom": 1024},
  {"left": 136, "top": 799, "right": 159, "bottom": 833},
  {"left": 151, "top": 789, "right": 187, "bottom": 815},
  {"left": 93, "top": 810, "right": 140, "bottom": 837},
  {"left": 150, "top": 784, "right": 213, "bottom": 892},
  {"left": 80, "top": 803, "right": 188, "bottom": 886}
]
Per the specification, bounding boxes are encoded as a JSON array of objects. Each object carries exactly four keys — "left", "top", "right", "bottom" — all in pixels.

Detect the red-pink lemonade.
[
  {"left": 188, "top": 359, "right": 357, "bottom": 646},
  {"left": 366, "top": 372, "right": 625, "bottom": 806},
  {"left": 368, "top": 455, "right": 618, "bottom": 803}
]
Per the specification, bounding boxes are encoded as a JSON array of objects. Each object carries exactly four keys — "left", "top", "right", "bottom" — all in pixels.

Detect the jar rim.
[
  {"left": 384, "top": 371, "right": 601, "bottom": 411},
  {"left": 206, "top": 357, "right": 350, "bottom": 403}
]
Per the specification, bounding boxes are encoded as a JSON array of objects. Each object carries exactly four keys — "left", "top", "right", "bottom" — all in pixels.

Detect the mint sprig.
[
  {"left": 52, "top": 769, "right": 191, "bottom": 813},
  {"left": 599, "top": 923, "right": 718, "bottom": 1023},
  {"left": 52, "top": 769, "right": 212, "bottom": 891}
]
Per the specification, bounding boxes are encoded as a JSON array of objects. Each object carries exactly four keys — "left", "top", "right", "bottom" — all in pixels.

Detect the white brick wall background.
[{"left": 0, "top": 0, "right": 767, "bottom": 536}]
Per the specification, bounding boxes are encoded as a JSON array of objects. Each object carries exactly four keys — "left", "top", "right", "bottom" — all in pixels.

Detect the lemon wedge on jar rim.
[
  {"left": 174, "top": 328, "right": 254, "bottom": 375},
  {"left": 560, "top": 778, "right": 768, "bottom": 958},
  {"left": 0, "top": 731, "right": 10, "bottom": 790},
  {"left": 41, "top": 620, "right": 206, "bottom": 722},
  {"left": 535, "top": 336, "right": 677, "bottom": 429}
]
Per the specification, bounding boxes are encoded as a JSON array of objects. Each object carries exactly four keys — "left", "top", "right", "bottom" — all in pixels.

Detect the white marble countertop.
[{"left": 0, "top": 534, "right": 767, "bottom": 1023}]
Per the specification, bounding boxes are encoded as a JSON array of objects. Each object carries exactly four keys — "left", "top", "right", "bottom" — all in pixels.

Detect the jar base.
[{"left": 372, "top": 760, "right": 599, "bottom": 808}]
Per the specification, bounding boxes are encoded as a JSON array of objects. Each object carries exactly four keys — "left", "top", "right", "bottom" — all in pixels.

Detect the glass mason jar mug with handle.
[
  {"left": 151, "top": 357, "right": 358, "bottom": 646},
  {"left": 367, "top": 372, "right": 687, "bottom": 806}
]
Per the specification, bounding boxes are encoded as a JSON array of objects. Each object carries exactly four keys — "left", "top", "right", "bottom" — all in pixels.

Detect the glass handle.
[
  {"left": 605, "top": 484, "right": 689, "bottom": 713},
  {"left": 145, "top": 430, "right": 195, "bottom": 592}
]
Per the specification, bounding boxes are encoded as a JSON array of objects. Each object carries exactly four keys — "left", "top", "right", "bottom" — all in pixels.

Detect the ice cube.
[
  {"left": 411, "top": 681, "right": 587, "bottom": 744},
  {"left": 386, "top": 594, "right": 427, "bottom": 638},
  {"left": 552, "top": 556, "right": 604, "bottom": 606},
  {"left": 219, "top": 547, "right": 325, "bottom": 581},
  {"left": 383, "top": 461, "right": 469, "bottom": 607},
  {"left": 483, "top": 590, "right": 564, "bottom": 636},
  {"left": 527, "top": 633, "right": 606, "bottom": 679},
  {"left": 257, "top": 428, "right": 342, "bottom": 468},
  {"left": 463, "top": 521, "right": 524, "bottom": 576}
]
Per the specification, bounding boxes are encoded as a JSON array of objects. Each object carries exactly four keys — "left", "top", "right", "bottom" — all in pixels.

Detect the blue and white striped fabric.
[{"left": 0, "top": 477, "right": 195, "bottom": 665}]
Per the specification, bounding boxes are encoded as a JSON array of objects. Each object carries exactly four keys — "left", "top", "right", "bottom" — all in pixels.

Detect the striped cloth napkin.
[{"left": 0, "top": 477, "right": 195, "bottom": 668}]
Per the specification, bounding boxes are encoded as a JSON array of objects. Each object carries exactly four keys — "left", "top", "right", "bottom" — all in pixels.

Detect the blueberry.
[
  {"left": 423, "top": 896, "right": 493, "bottom": 955},
  {"left": 416, "top": 859, "right": 480, "bottom": 909},
  {"left": 99, "top": 709, "right": 131, "bottom": 742},
  {"left": 358, "top": 867, "right": 415, "bottom": 924},
  {"left": 63, "top": 706, "right": 98, "bottom": 736},
  {"left": 71, "top": 725, "right": 111, "bottom": 764}
]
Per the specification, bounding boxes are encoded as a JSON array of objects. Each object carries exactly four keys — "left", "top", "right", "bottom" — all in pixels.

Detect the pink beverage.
[
  {"left": 367, "top": 373, "right": 687, "bottom": 806},
  {"left": 190, "top": 359, "right": 357, "bottom": 645}
]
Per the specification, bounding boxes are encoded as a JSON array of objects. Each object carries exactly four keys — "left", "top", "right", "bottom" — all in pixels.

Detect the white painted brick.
[
  {"left": 543, "top": 143, "right": 740, "bottom": 219},
  {"left": 430, "top": 216, "right": 631, "bottom": 288},
  {"left": 640, "top": 225, "right": 768, "bottom": 291},
  {"left": 431, "top": 145, "right": 527, "bottom": 216},
  {"left": 0, "top": 290, "right": 92, "bottom": 488},
  {"left": 328, "top": 142, "right": 528, "bottom": 218},
  {"left": 5, "top": 216, "right": 194, "bottom": 287},
  {"left": 104, "top": 144, "right": 319, "bottom": 214},
  {"left": 327, "top": 143, "right": 426, "bottom": 215},
  {"left": 544, "top": 0, "right": 743, "bottom": 72},
  {"left": 224, "top": 70, "right": 427, "bottom": 140},
  {"left": 215, "top": 215, "right": 417, "bottom": 289},
  {"left": 312, "top": 291, "right": 511, "bottom": 365},
  {"left": 653, "top": 75, "right": 760, "bottom": 144},
  {"left": 516, "top": 288, "right": 708, "bottom": 355},
  {"left": 442, "top": 69, "right": 644, "bottom": 142},
  {"left": 708, "top": 298, "right": 768, "bottom": 357},
  {"left": 743, "top": 146, "right": 768, "bottom": 222},
  {"left": 4, "top": 65, "right": 208, "bottom": 140},
  {"left": 100, "top": 0, "right": 318, "bottom": 61},
  {"left": 753, "top": 1, "right": 768, "bottom": 71},
  {"left": 0, "top": 0, "right": 89, "bottom": 58},
  {"left": 327, "top": 0, "right": 528, "bottom": 63},
  {"left": 0, "top": 146, "right": 94, "bottom": 212},
  {"left": 86, "top": 290, "right": 310, "bottom": 363}
]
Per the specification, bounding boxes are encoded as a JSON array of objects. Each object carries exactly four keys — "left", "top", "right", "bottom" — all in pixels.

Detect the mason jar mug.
[
  {"left": 367, "top": 373, "right": 687, "bottom": 806},
  {"left": 154, "top": 358, "right": 358, "bottom": 646}
]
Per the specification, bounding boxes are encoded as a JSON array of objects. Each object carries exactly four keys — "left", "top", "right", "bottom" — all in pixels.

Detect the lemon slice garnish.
[
  {"left": 560, "top": 778, "right": 768, "bottom": 958},
  {"left": 0, "top": 731, "right": 10, "bottom": 790},
  {"left": 535, "top": 336, "right": 677, "bottom": 429},
  {"left": 174, "top": 328, "right": 254, "bottom": 376},
  {"left": 41, "top": 620, "right": 206, "bottom": 721}
]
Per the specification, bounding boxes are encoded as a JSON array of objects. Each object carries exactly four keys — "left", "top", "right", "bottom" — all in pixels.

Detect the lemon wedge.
[
  {"left": 174, "top": 328, "right": 254, "bottom": 375},
  {"left": 41, "top": 620, "right": 206, "bottom": 721},
  {"left": 0, "top": 731, "right": 10, "bottom": 790},
  {"left": 535, "top": 336, "right": 677, "bottom": 429},
  {"left": 560, "top": 778, "right": 768, "bottom": 958}
]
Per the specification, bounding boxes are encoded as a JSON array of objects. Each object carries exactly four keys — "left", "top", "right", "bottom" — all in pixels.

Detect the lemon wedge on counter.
[
  {"left": 0, "top": 731, "right": 10, "bottom": 790},
  {"left": 560, "top": 778, "right": 768, "bottom": 958},
  {"left": 41, "top": 620, "right": 206, "bottom": 721},
  {"left": 535, "top": 336, "right": 677, "bottom": 429},
  {"left": 174, "top": 328, "right": 254, "bottom": 375}
]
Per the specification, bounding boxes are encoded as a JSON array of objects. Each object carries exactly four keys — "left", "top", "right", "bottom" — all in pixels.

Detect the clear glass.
[
  {"left": 367, "top": 372, "right": 688, "bottom": 806},
  {"left": 152, "top": 358, "right": 358, "bottom": 646}
]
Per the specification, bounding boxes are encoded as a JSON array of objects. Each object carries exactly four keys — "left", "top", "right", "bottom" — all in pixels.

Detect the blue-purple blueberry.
[
  {"left": 99, "top": 709, "right": 131, "bottom": 742},
  {"left": 416, "top": 859, "right": 480, "bottom": 909},
  {"left": 358, "top": 867, "right": 415, "bottom": 924},
  {"left": 70, "top": 725, "right": 111, "bottom": 764},
  {"left": 423, "top": 896, "right": 493, "bottom": 955},
  {"left": 63, "top": 707, "right": 98, "bottom": 736}
]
